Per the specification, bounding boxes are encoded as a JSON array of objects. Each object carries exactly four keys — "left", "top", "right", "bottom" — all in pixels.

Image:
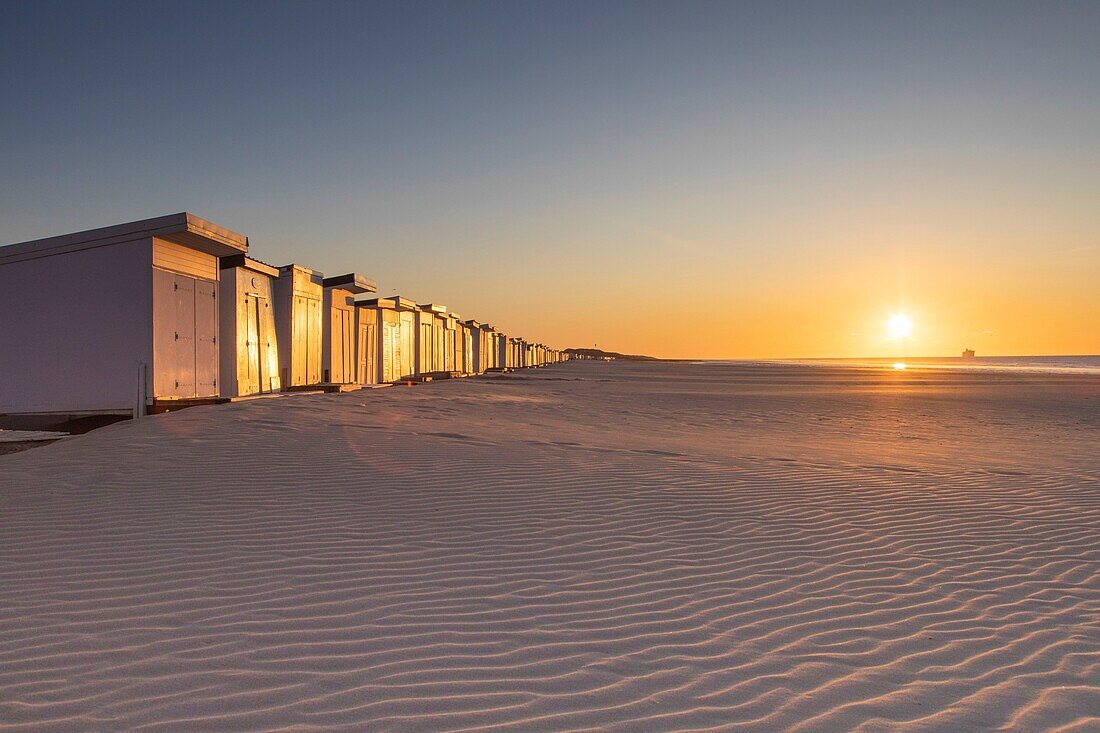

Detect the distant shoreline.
[{"left": 664, "top": 355, "right": 1100, "bottom": 375}]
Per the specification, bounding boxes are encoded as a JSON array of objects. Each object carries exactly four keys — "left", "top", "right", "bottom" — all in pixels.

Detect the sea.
[{"left": 698, "top": 356, "right": 1100, "bottom": 375}]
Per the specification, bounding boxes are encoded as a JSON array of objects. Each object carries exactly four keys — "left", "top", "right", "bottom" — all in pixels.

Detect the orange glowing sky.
[{"left": 2, "top": 3, "right": 1097, "bottom": 358}]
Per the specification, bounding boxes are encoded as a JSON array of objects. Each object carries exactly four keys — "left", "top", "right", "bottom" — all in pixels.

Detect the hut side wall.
[
  {"left": 323, "top": 287, "right": 357, "bottom": 384},
  {"left": 274, "top": 268, "right": 323, "bottom": 387},
  {"left": 219, "top": 266, "right": 279, "bottom": 397},
  {"left": 356, "top": 307, "right": 378, "bottom": 385},
  {"left": 0, "top": 238, "right": 153, "bottom": 414}
]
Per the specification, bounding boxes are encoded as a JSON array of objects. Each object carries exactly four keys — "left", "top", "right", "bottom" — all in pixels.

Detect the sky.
[{"left": 1, "top": 0, "right": 1097, "bottom": 359}]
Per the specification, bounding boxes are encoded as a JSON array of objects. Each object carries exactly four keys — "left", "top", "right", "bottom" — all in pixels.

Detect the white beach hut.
[
  {"left": 491, "top": 329, "right": 508, "bottom": 371},
  {"left": 355, "top": 305, "right": 379, "bottom": 385},
  {"left": 218, "top": 254, "right": 281, "bottom": 397},
  {"left": 457, "top": 318, "right": 474, "bottom": 374},
  {"left": 442, "top": 312, "right": 459, "bottom": 373},
  {"left": 0, "top": 213, "right": 247, "bottom": 423},
  {"left": 358, "top": 295, "right": 418, "bottom": 382},
  {"left": 463, "top": 319, "right": 485, "bottom": 374},
  {"left": 274, "top": 264, "right": 324, "bottom": 389},
  {"left": 415, "top": 303, "right": 447, "bottom": 375},
  {"left": 321, "top": 273, "right": 377, "bottom": 385}
]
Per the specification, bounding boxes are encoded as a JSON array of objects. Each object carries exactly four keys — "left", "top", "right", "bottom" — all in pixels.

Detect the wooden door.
[
  {"left": 291, "top": 295, "right": 307, "bottom": 385},
  {"left": 435, "top": 323, "right": 445, "bottom": 371},
  {"left": 152, "top": 268, "right": 179, "bottom": 398},
  {"left": 305, "top": 297, "right": 321, "bottom": 384},
  {"left": 172, "top": 274, "right": 196, "bottom": 396},
  {"left": 400, "top": 313, "right": 415, "bottom": 378},
  {"left": 340, "top": 308, "right": 355, "bottom": 382},
  {"left": 242, "top": 294, "right": 261, "bottom": 395},
  {"left": 382, "top": 320, "right": 396, "bottom": 382},
  {"left": 419, "top": 322, "right": 431, "bottom": 374},
  {"left": 152, "top": 270, "right": 219, "bottom": 398},
  {"left": 358, "top": 321, "right": 376, "bottom": 384},
  {"left": 259, "top": 299, "right": 278, "bottom": 393},
  {"left": 194, "top": 279, "right": 217, "bottom": 396}
]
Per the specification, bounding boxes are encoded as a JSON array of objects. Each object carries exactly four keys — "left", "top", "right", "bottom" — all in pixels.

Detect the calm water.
[{"left": 700, "top": 356, "right": 1100, "bottom": 375}]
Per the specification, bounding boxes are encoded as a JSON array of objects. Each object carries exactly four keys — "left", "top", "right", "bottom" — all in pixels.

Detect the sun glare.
[
  {"left": 887, "top": 314, "right": 913, "bottom": 339},
  {"left": 893, "top": 362, "right": 907, "bottom": 370}
]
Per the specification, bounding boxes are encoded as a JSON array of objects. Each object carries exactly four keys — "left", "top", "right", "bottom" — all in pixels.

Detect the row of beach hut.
[{"left": 0, "top": 213, "right": 569, "bottom": 426}]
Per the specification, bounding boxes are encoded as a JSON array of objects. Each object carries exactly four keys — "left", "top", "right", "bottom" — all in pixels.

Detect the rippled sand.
[{"left": 1, "top": 361, "right": 1097, "bottom": 732}]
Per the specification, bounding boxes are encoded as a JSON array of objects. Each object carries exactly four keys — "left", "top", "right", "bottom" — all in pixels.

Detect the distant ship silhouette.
[{"left": 962, "top": 348, "right": 975, "bottom": 359}]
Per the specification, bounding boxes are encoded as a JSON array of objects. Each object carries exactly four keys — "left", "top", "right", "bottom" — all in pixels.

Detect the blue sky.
[{"left": 2, "top": 1, "right": 1097, "bottom": 356}]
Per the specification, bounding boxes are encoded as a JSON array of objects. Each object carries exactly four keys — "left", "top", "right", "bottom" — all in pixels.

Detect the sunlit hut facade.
[
  {"left": 415, "top": 302, "right": 447, "bottom": 375},
  {"left": 321, "top": 273, "right": 376, "bottom": 385},
  {"left": 463, "top": 319, "right": 487, "bottom": 374},
  {"left": 274, "top": 263, "right": 324, "bottom": 388},
  {"left": 442, "top": 311, "right": 459, "bottom": 373},
  {"left": 479, "top": 323, "right": 501, "bottom": 371},
  {"left": 353, "top": 302, "right": 379, "bottom": 385},
  {"left": 0, "top": 213, "right": 247, "bottom": 422},
  {"left": 492, "top": 328, "right": 509, "bottom": 371},
  {"left": 495, "top": 329, "right": 509, "bottom": 370},
  {"left": 357, "top": 295, "right": 417, "bottom": 383},
  {"left": 505, "top": 337, "right": 515, "bottom": 369},
  {"left": 219, "top": 254, "right": 281, "bottom": 398},
  {"left": 480, "top": 325, "right": 498, "bottom": 371},
  {"left": 456, "top": 316, "right": 474, "bottom": 374}
]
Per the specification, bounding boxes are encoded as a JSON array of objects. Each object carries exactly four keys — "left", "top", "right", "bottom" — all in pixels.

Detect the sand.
[{"left": 1, "top": 361, "right": 1097, "bottom": 732}]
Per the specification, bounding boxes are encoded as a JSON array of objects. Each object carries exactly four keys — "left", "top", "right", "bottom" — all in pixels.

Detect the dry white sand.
[{"left": 1, "top": 361, "right": 1097, "bottom": 732}]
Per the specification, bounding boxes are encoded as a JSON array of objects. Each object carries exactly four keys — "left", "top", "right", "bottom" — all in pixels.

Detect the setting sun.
[{"left": 887, "top": 314, "right": 913, "bottom": 339}]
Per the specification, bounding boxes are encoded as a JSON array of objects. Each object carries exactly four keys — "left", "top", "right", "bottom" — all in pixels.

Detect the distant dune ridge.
[
  {"left": 1, "top": 361, "right": 1098, "bottom": 732},
  {"left": 565, "top": 347, "right": 658, "bottom": 361}
]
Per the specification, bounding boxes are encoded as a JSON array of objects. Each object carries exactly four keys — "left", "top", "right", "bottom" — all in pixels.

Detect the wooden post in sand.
[{"left": 134, "top": 361, "right": 147, "bottom": 419}]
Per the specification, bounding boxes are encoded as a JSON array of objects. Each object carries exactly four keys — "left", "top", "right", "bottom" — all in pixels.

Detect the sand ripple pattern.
[{"left": 1, "top": 362, "right": 1098, "bottom": 732}]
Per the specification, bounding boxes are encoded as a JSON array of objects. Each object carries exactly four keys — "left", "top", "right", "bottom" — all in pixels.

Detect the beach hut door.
[
  {"left": 339, "top": 308, "right": 355, "bottom": 383},
  {"left": 382, "top": 321, "right": 397, "bottom": 382},
  {"left": 307, "top": 297, "right": 322, "bottom": 385},
  {"left": 194, "top": 280, "right": 217, "bottom": 396},
  {"left": 419, "top": 322, "right": 432, "bottom": 373},
  {"left": 241, "top": 294, "right": 262, "bottom": 395},
  {"left": 358, "top": 321, "right": 376, "bottom": 384},
  {"left": 293, "top": 294, "right": 322, "bottom": 385},
  {"left": 152, "top": 270, "right": 218, "bottom": 398}
]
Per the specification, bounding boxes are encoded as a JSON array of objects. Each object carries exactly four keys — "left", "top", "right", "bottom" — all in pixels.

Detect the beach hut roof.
[
  {"left": 359, "top": 294, "right": 417, "bottom": 310},
  {"left": 220, "top": 253, "right": 279, "bottom": 277},
  {"left": 0, "top": 212, "right": 247, "bottom": 265},
  {"left": 417, "top": 302, "right": 447, "bottom": 314},
  {"left": 357, "top": 296, "right": 393, "bottom": 309},
  {"left": 322, "top": 272, "right": 377, "bottom": 294},
  {"left": 278, "top": 263, "right": 324, "bottom": 284}
]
